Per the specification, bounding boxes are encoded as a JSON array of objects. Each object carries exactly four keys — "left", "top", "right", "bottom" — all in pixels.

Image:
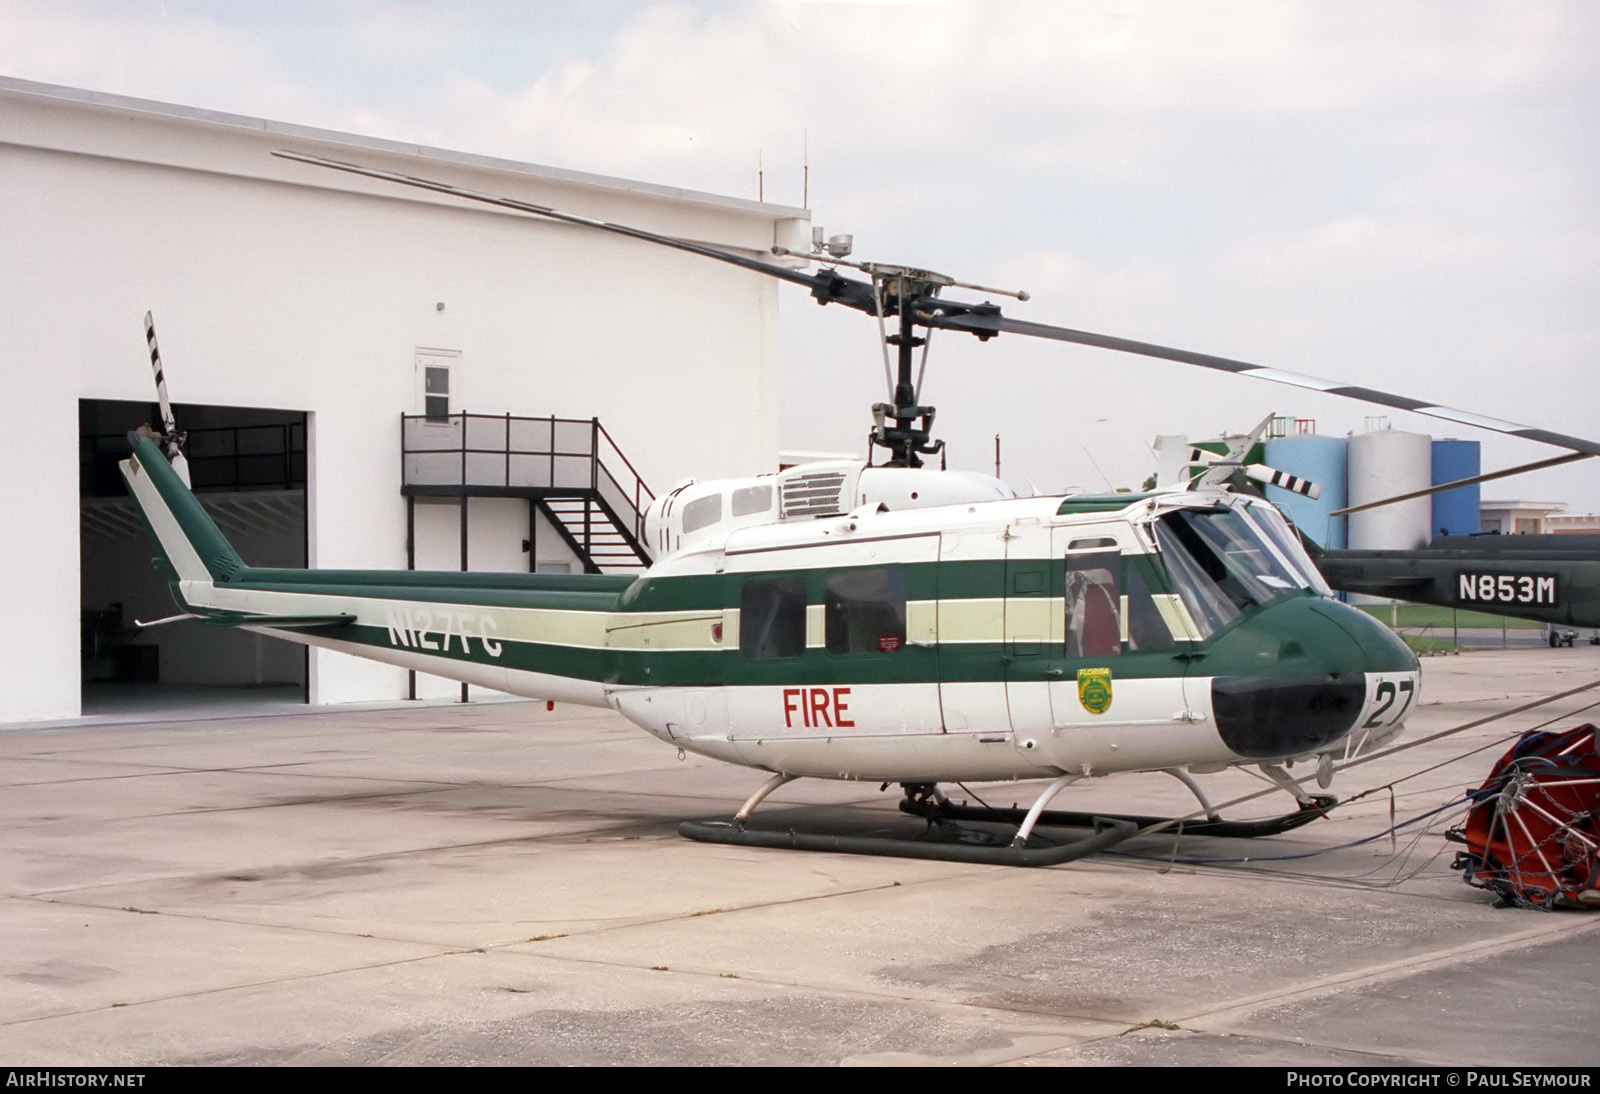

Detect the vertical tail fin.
[{"left": 120, "top": 438, "right": 246, "bottom": 587}]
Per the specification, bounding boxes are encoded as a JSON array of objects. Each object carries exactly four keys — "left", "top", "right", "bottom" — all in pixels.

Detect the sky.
[{"left": 5, "top": 0, "right": 1598, "bottom": 508}]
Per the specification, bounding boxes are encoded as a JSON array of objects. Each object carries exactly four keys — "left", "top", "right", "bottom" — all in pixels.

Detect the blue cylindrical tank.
[
  {"left": 1264, "top": 436, "right": 1348, "bottom": 549},
  {"left": 1431, "top": 440, "right": 1481, "bottom": 539}
]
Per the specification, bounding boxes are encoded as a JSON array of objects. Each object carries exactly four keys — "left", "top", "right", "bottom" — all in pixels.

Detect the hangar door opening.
[{"left": 80, "top": 399, "right": 308, "bottom": 715}]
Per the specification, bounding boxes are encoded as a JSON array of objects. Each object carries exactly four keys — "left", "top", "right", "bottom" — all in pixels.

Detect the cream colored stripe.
[
  {"left": 1003, "top": 597, "right": 1052, "bottom": 643},
  {"left": 605, "top": 613, "right": 723, "bottom": 651},
  {"left": 183, "top": 585, "right": 1089, "bottom": 653},
  {"left": 185, "top": 583, "right": 614, "bottom": 649},
  {"left": 1151, "top": 593, "right": 1203, "bottom": 642},
  {"left": 797, "top": 602, "right": 818, "bottom": 648},
  {"left": 605, "top": 608, "right": 728, "bottom": 634},
  {"left": 935, "top": 597, "right": 1006, "bottom": 644}
]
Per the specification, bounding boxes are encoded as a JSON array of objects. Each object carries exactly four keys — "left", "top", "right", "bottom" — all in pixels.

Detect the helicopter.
[
  {"left": 1313, "top": 534, "right": 1600, "bottom": 639},
  {"left": 120, "top": 147, "right": 1600, "bottom": 866},
  {"left": 1158, "top": 421, "right": 1600, "bottom": 638},
  {"left": 1066, "top": 395, "right": 1600, "bottom": 657}
]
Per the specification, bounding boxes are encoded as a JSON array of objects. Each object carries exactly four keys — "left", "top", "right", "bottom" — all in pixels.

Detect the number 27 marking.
[{"left": 1364, "top": 679, "right": 1416, "bottom": 729}]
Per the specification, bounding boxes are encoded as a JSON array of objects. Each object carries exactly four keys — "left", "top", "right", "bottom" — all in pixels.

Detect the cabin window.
[
  {"left": 682, "top": 493, "right": 723, "bottom": 534},
  {"left": 1064, "top": 552, "right": 1121, "bottom": 658},
  {"left": 731, "top": 484, "right": 773, "bottom": 518},
  {"left": 825, "top": 568, "right": 906, "bottom": 654},
  {"left": 740, "top": 576, "right": 806, "bottom": 659}
]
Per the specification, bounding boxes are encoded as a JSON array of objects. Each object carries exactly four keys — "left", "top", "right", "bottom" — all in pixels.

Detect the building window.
[
  {"left": 424, "top": 365, "right": 451, "bottom": 422},
  {"left": 825, "top": 568, "right": 906, "bottom": 654},
  {"left": 416, "top": 349, "right": 461, "bottom": 424},
  {"left": 740, "top": 576, "right": 806, "bottom": 659}
]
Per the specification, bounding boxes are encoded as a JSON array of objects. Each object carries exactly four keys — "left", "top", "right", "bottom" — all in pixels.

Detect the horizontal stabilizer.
[
  {"left": 226, "top": 613, "right": 358, "bottom": 629},
  {"left": 1312, "top": 568, "right": 1431, "bottom": 597}
]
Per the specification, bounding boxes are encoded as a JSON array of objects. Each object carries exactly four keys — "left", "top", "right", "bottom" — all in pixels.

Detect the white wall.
[
  {"left": 0, "top": 79, "right": 806, "bottom": 721},
  {"left": 407, "top": 496, "right": 545, "bottom": 700}
]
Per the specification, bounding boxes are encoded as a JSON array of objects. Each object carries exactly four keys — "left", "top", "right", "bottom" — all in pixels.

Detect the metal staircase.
[
  {"left": 402, "top": 412, "right": 653, "bottom": 574},
  {"left": 535, "top": 496, "right": 649, "bottom": 575}
]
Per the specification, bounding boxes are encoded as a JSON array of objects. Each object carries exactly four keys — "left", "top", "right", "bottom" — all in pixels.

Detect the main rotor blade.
[
  {"left": 272, "top": 149, "right": 878, "bottom": 313},
  {"left": 1330, "top": 452, "right": 1590, "bottom": 516},
  {"left": 926, "top": 310, "right": 1600, "bottom": 459}
]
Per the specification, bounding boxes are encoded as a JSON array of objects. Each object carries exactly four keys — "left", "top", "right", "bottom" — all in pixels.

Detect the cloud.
[
  {"left": 0, "top": 2, "right": 322, "bottom": 117},
  {"left": 5, "top": 0, "right": 1597, "bottom": 504}
]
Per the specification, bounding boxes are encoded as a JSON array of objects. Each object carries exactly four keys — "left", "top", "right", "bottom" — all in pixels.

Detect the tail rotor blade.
[
  {"left": 144, "top": 311, "right": 178, "bottom": 441},
  {"left": 142, "top": 311, "right": 190, "bottom": 487},
  {"left": 1244, "top": 464, "right": 1322, "bottom": 500}
]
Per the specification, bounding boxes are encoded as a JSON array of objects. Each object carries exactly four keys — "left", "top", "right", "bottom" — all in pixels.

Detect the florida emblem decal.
[{"left": 1077, "top": 667, "right": 1113, "bottom": 714}]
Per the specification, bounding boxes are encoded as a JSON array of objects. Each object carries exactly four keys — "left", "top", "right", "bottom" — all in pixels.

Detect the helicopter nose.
[{"left": 1205, "top": 596, "right": 1417, "bottom": 761}]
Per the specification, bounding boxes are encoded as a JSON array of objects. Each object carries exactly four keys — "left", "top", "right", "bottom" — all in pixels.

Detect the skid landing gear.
[
  {"left": 901, "top": 789, "right": 1337, "bottom": 840},
  {"left": 904, "top": 765, "right": 1337, "bottom": 840},
  {"left": 679, "top": 772, "right": 1337, "bottom": 866},
  {"left": 679, "top": 775, "right": 1140, "bottom": 866}
]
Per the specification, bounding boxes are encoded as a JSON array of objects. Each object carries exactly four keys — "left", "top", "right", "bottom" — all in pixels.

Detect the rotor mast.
[
  {"left": 872, "top": 266, "right": 948, "bottom": 468},
  {"left": 788, "top": 251, "right": 1027, "bottom": 468}
]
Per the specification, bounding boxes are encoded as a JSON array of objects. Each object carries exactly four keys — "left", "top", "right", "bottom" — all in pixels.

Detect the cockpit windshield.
[
  {"left": 1153, "top": 506, "right": 1309, "bottom": 636},
  {"left": 1242, "top": 500, "right": 1332, "bottom": 596}
]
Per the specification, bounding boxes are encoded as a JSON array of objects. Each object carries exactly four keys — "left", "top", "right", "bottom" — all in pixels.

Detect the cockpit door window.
[{"left": 1154, "top": 507, "right": 1305, "bottom": 637}]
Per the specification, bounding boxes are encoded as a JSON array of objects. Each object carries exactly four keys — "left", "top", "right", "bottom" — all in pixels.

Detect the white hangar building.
[{"left": 0, "top": 77, "right": 809, "bottom": 723}]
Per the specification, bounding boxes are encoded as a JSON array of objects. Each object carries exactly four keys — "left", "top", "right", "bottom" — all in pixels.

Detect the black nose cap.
[{"left": 1212, "top": 673, "right": 1367, "bottom": 759}]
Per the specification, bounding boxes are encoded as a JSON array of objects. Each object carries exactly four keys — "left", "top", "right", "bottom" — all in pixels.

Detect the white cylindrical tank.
[{"left": 1347, "top": 430, "right": 1432, "bottom": 550}]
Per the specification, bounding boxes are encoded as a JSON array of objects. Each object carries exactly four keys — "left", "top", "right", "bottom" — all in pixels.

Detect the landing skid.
[
  {"left": 677, "top": 775, "right": 1336, "bottom": 866},
  {"left": 677, "top": 814, "right": 1138, "bottom": 867},
  {"left": 899, "top": 792, "right": 1337, "bottom": 841},
  {"left": 679, "top": 773, "right": 1140, "bottom": 866}
]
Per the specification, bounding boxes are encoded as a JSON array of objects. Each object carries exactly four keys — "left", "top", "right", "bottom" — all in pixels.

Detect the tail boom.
[{"left": 118, "top": 439, "right": 622, "bottom": 706}]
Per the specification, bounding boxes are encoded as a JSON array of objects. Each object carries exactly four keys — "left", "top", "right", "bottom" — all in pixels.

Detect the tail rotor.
[
  {"left": 1156, "top": 415, "right": 1323, "bottom": 500},
  {"left": 142, "top": 311, "right": 190, "bottom": 487}
]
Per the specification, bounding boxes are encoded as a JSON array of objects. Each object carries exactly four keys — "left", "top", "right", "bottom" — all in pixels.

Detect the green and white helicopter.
[{"left": 119, "top": 151, "right": 1591, "bottom": 865}]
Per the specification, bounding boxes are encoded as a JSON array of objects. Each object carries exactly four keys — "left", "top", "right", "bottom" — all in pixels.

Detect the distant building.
[
  {"left": 1542, "top": 511, "right": 1600, "bottom": 535},
  {"left": 1, "top": 77, "right": 808, "bottom": 722},
  {"left": 1479, "top": 500, "right": 1567, "bottom": 535}
]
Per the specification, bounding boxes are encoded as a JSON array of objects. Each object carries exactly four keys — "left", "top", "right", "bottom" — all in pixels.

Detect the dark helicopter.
[
  {"left": 1315, "top": 533, "right": 1600, "bottom": 639},
  {"left": 1161, "top": 428, "right": 1600, "bottom": 639}
]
